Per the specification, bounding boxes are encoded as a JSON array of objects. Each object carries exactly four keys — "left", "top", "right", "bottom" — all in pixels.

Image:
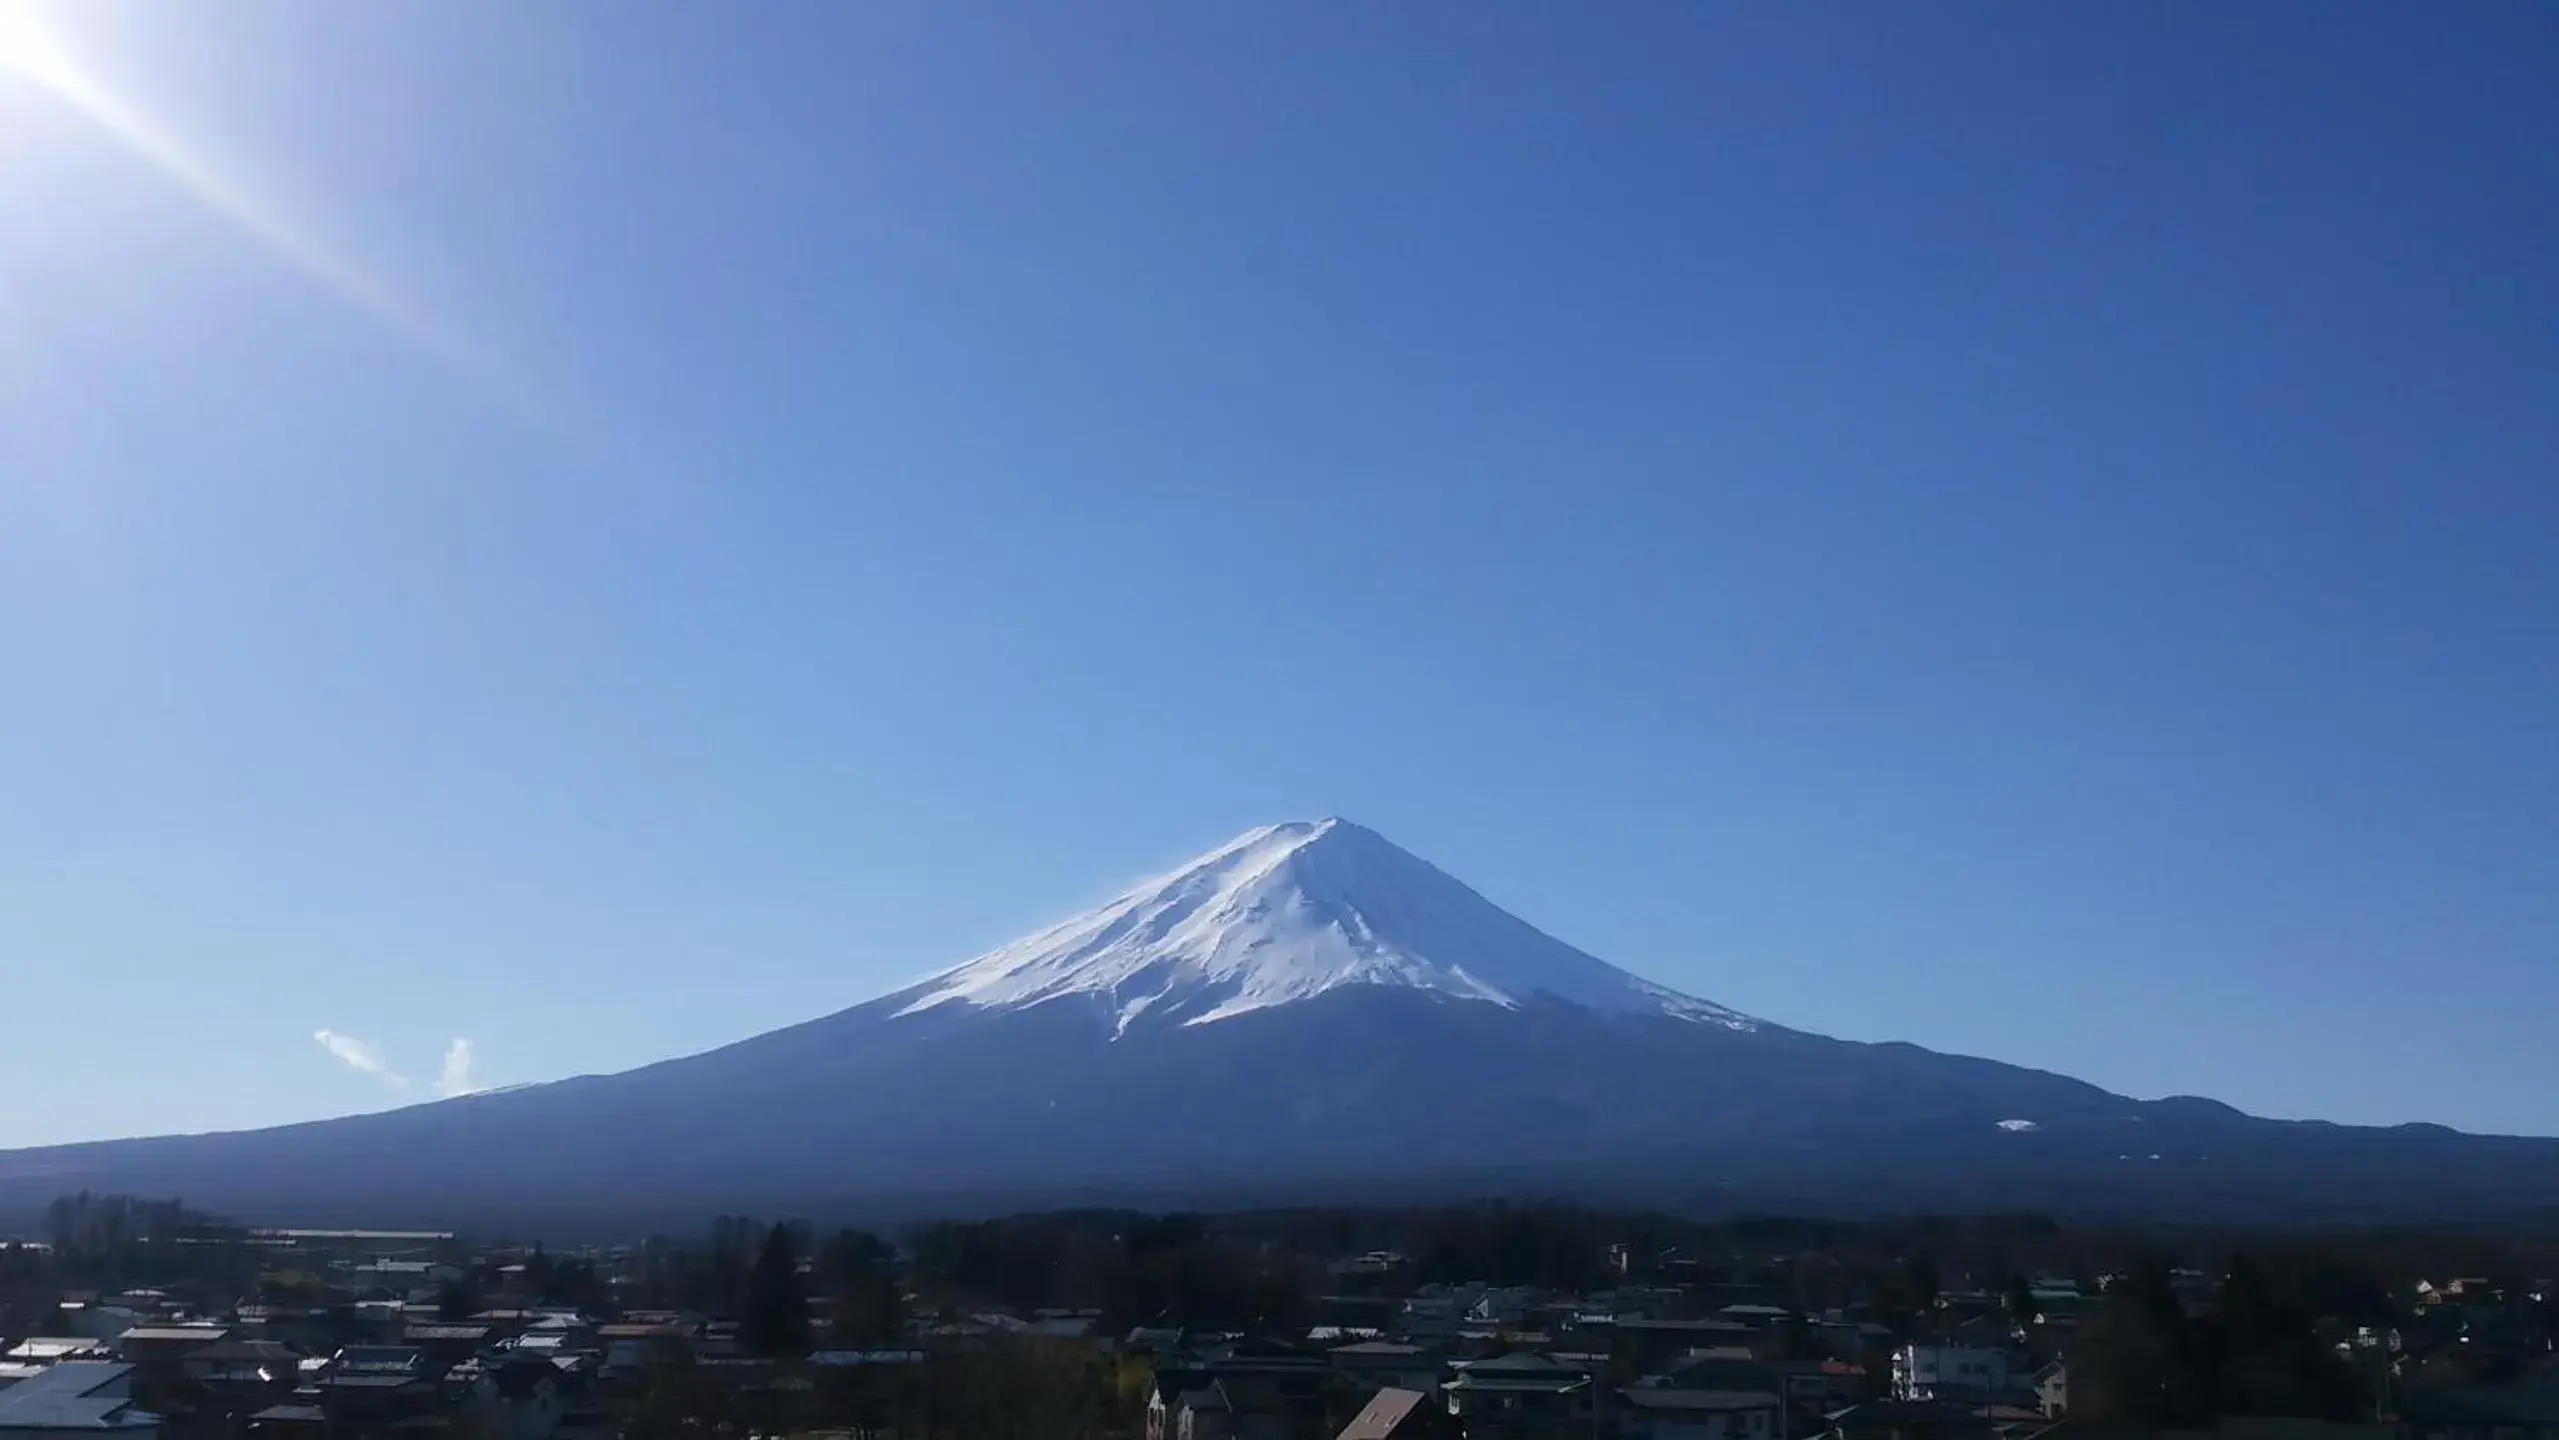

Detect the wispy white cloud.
[
  {"left": 437, "top": 1038, "right": 484, "bottom": 1098},
  {"left": 312, "top": 1029, "right": 408, "bottom": 1089}
]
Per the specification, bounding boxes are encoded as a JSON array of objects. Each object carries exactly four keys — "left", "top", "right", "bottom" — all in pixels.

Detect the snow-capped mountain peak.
[{"left": 892, "top": 818, "right": 1755, "bottom": 1035}]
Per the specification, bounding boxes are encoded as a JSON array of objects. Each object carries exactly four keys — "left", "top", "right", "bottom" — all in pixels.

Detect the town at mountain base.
[{"left": 4, "top": 820, "right": 2555, "bottom": 1229}]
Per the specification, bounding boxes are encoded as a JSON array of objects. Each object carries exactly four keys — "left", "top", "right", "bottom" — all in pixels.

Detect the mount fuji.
[
  {"left": 888, "top": 820, "right": 1753, "bottom": 1034},
  {"left": 6, "top": 819, "right": 2556, "bottom": 1229}
]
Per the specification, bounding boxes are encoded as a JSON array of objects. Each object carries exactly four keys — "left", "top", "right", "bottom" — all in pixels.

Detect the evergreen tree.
[
  {"left": 437, "top": 1278, "right": 482, "bottom": 1321},
  {"left": 2073, "top": 1257, "right": 2207, "bottom": 1426},
  {"left": 820, "top": 1229, "right": 905, "bottom": 1348},
  {"left": 742, "top": 1223, "right": 812, "bottom": 1357}
]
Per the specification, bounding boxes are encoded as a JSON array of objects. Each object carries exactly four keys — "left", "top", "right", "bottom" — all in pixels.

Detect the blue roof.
[{"left": 0, "top": 1363, "right": 159, "bottom": 1431}]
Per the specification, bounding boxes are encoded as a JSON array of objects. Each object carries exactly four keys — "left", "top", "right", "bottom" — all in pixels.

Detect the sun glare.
[
  {"left": 0, "top": 2, "right": 76, "bottom": 95},
  {"left": 0, "top": 0, "right": 539, "bottom": 420}
]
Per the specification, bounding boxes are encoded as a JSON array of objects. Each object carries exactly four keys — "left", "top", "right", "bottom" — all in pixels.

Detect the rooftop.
[
  {"left": 1336, "top": 1387, "right": 1431, "bottom": 1440},
  {"left": 3, "top": 1342, "right": 108, "bottom": 1363},
  {"left": 402, "top": 1326, "right": 491, "bottom": 1342},
  {"left": 0, "top": 1363, "right": 158, "bottom": 1432},
  {"left": 1620, "top": 1389, "right": 1783, "bottom": 1412}
]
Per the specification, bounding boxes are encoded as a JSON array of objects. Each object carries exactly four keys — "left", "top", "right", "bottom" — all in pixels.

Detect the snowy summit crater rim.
[{"left": 890, "top": 818, "right": 1755, "bottom": 1035}]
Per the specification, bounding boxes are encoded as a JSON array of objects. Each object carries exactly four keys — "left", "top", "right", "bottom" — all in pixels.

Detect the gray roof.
[
  {"left": 1458, "top": 1353, "right": 1572, "bottom": 1373},
  {"left": 188, "top": 1341, "right": 300, "bottom": 1364},
  {"left": 1619, "top": 1389, "right": 1782, "bottom": 1412},
  {"left": 1445, "top": 1376, "right": 1591, "bottom": 1395},
  {"left": 3, "top": 1342, "right": 108, "bottom": 1363},
  {"left": 0, "top": 1363, "right": 158, "bottom": 1432},
  {"left": 1617, "top": 1318, "right": 1752, "bottom": 1334},
  {"left": 402, "top": 1326, "right": 490, "bottom": 1342}
]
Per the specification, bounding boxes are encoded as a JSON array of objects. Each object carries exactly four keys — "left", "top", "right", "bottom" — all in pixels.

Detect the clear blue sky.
[{"left": 3, "top": 1, "right": 2554, "bottom": 1149}]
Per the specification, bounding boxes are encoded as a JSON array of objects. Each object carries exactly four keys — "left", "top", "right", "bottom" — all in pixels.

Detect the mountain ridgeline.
[{"left": 6, "top": 819, "right": 2555, "bottom": 1230}]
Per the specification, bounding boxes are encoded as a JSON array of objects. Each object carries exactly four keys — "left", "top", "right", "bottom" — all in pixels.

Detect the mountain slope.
[
  {"left": 888, "top": 818, "right": 1752, "bottom": 1032},
  {"left": 5, "top": 820, "right": 2554, "bottom": 1229}
]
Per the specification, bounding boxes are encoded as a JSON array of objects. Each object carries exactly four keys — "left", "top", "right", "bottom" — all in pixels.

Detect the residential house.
[
  {"left": 1721, "top": 1308, "right": 1797, "bottom": 1333},
  {"left": 1332, "top": 1342, "right": 1445, "bottom": 1398},
  {"left": 1618, "top": 1388, "right": 1781, "bottom": 1440},
  {"left": 151, "top": 1339, "right": 301, "bottom": 1435},
  {"left": 1617, "top": 1320, "right": 1762, "bottom": 1372},
  {"left": 2416, "top": 1280, "right": 2501, "bottom": 1310},
  {"left": 1938, "top": 1316, "right": 2016, "bottom": 1354},
  {"left": 1149, "top": 1369, "right": 1212, "bottom": 1440},
  {"left": 1337, "top": 1388, "right": 1456, "bottom": 1440},
  {"left": 1, "top": 1342, "right": 111, "bottom": 1369},
  {"left": 1404, "top": 1293, "right": 1481, "bottom": 1343},
  {"left": 1805, "top": 1323, "right": 1897, "bottom": 1370},
  {"left": 1323, "top": 1297, "right": 1404, "bottom": 1333},
  {"left": 596, "top": 1323, "right": 691, "bottom": 1372},
  {"left": 336, "top": 1259, "right": 466, "bottom": 1297},
  {"left": 1187, "top": 1376, "right": 1314, "bottom": 1440},
  {"left": 313, "top": 1346, "right": 438, "bottom": 1430},
  {"left": 464, "top": 1353, "right": 585, "bottom": 1440},
  {"left": 346, "top": 1301, "right": 410, "bottom": 1341},
  {"left": 1807, "top": 1362, "right": 1871, "bottom": 1412},
  {"left": 1153, "top": 1345, "right": 1333, "bottom": 1440},
  {"left": 0, "top": 1363, "right": 161, "bottom": 1440},
  {"left": 1440, "top": 1354, "right": 1594, "bottom": 1440},
  {"left": 1691, "top": 1287, "right": 1777, "bottom": 1316},
  {"left": 808, "top": 1348, "right": 926, "bottom": 1383},
  {"left": 59, "top": 1309, "right": 143, "bottom": 1345},
  {"left": 2025, "top": 1285, "right": 2088, "bottom": 1321},
  {"left": 1890, "top": 1348, "right": 2008, "bottom": 1402},
  {"left": 504, "top": 1331, "right": 578, "bottom": 1365},
  {"left": 1821, "top": 1400, "right": 1994, "bottom": 1440},
  {"left": 111, "top": 1328, "right": 228, "bottom": 1367},
  {"left": 1656, "top": 1352, "right": 1845, "bottom": 1435},
  {"left": 242, "top": 1403, "right": 328, "bottom": 1438},
  {"left": 1467, "top": 1292, "right": 1547, "bottom": 1331},
  {"left": 177, "top": 1340, "right": 300, "bottom": 1389},
  {"left": 2030, "top": 1363, "right": 2066, "bottom": 1419},
  {"left": 404, "top": 1322, "right": 495, "bottom": 1369},
  {"left": 111, "top": 1327, "right": 230, "bottom": 1421},
  {"left": 229, "top": 1308, "right": 333, "bottom": 1353}
]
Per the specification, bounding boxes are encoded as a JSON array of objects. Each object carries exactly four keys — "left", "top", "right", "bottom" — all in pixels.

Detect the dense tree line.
[
  {"left": 908, "top": 1211, "right": 1312, "bottom": 1332},
  {"left": 2070, "top": 1251, "right": 2391, "bottom": 1426},
  {"left": 616, "top": 1216, "right": 906, "bottom": 1354}
]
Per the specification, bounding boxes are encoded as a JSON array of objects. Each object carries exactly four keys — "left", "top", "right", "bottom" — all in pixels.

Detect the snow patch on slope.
[{"left": 894, "top": 819, "right": 1756, "bottom": 1035}]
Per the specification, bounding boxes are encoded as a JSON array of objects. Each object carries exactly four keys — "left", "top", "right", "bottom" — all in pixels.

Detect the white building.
[{"left": 1891, "top": 1345, "right": 2008, "bottom": 1400}]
